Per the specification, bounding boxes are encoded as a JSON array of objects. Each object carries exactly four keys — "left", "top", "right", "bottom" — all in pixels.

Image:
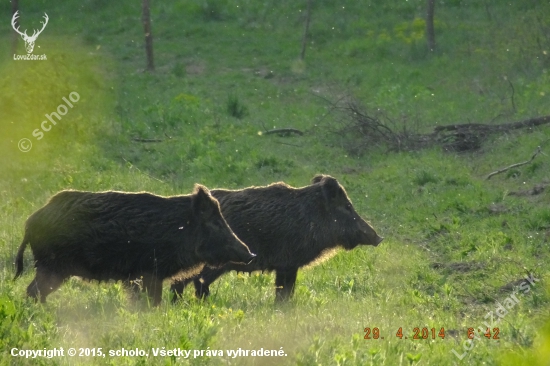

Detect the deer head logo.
[{"left": 11, "top": 11, "right": 49, "bottom": 54}]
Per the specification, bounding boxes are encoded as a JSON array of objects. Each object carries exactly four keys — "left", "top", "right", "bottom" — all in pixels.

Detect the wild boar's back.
[
  {"left": 211, "top": 186, "right": 320, "bottom": 268},
  {"left": 25, "top": 191, "right": 198, "bottom": 281},
  {"left": 209, "top": 178, "right": 378, "bottom": 269}
]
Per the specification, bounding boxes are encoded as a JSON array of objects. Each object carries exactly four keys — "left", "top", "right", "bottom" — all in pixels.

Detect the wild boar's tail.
[{"left": 13, "top": 234, "right": 29, "bottom": 280}]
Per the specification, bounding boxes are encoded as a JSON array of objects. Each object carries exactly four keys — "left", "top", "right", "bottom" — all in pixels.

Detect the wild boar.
[
  {"left": 171, "top": 175, "right": 382, "bottom": 302},
  {"left": 14, "top": 185, "right": 255, "bottom": 305}
]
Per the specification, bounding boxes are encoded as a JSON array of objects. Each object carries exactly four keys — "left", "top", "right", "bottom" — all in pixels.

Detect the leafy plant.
[{"left": 226, "top": 94, "right": 248, "bottom": 119}]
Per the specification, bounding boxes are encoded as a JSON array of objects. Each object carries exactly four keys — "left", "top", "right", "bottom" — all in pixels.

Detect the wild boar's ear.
[
  {"left": 311, "top": 174, "right": 327, "bottom": 184},
  {"left": 320, "top": 176, "right": 342, "bottom": 204},
  {"left": 193, "top": 185, "right": 217, "bottom": 219}
]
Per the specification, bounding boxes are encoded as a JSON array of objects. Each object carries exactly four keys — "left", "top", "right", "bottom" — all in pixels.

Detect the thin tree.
[
  {"left": 426, "top": 0, "right": 436, "bottom": 52},
  {"left": 142, "top": 0, "right": 154, "bottom": 71},
  {"left": 300, "top": 0, "right": 313, "bottom": 60},
  {"left": 11, "top": 0, "right": 19, "bottom": 55}
]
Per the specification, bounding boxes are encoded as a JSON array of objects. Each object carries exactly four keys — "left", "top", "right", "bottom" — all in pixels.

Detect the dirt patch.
[
  {"left": 487, "top": 203, "right": 508, "bottom": 214},
  {"left": 499, "top": 278, "right": 528, "bottom": 293},
  {"left": 509, "top": 183, "right": 548, "bottom": 196},
  {"left": 186, "top": 61, "right": 206, "bottom": 75}
]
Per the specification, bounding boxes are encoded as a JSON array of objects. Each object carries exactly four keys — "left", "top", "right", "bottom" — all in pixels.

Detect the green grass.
[{"left": 1, "top": 0, "right": 550, "bottom": 364}]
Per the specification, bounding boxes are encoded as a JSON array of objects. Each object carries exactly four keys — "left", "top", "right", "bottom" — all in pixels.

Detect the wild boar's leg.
[
  {"left": 170, "top": 277, "right": 194, "bottom": 303},
  {"left": 274, "top": 267, "right": 298, "bottom": 302},
  {"left": 141, "top": 274, "right": 164, "bottom": 306},
  {"left": 193, "top": 276, "right": 210, "bottom": 299},
  {"left": 186, "top": 266, "right": 229, "bottom": 299},
  {"left": 170, "top": 265, "right": 228, "bottom": 302},
  {"left": 26, "top": 268, "right": 65, "bottom": 303}
]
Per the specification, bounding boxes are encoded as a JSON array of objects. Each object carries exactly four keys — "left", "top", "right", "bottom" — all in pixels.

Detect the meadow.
[{"left": 1, "top": 0, "right": 550, "bottom": 364}]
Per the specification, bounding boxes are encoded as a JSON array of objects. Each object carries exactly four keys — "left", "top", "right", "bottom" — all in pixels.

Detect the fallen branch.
[
  {"left": 434, "top": 115, "right": 550, "bottom": 133},
  {"left": 429, "top": 115, "right": 550, "bottom": 152},
  {"left": 323, "top": 92, "right": 550, "bottom": 153},
  {"left": 486, "top": 146, "right": 542, "bottom": 180},
  {"left": 263, "top": 128, "right": 304, "bottom": 136},
  {"left": 509, "top": 183, "right": 548, "bottom": 196}
]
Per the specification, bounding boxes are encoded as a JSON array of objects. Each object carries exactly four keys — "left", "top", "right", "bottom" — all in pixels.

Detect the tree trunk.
[
  {"left": 300, "top": 0, "right": 313, "bottom": 60},
  {"left": 11, "top": 0, "right": 19, "bottom": 55},
  {"left": 142, "top": 0, "right": 154, "bottom": 71},
  {"left": 426, "top": 0, "right": 436, "bottom": 52}
]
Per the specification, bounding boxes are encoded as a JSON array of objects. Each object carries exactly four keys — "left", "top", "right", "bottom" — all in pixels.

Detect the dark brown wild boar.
[
  {"left": 171, "top": 175, "right": 383, "bottom": 302},
  {"left": 14, "top": 185, "right": 255, "bottom": 306}
]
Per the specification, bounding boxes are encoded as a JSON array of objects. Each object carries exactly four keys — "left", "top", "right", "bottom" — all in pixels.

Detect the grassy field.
[{"left": 1, "top": 0, "right": 550, "bottom": 364}]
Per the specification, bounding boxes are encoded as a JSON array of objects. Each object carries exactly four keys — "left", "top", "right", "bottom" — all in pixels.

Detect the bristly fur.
[
  {"left": 302, "top": 247, "right": 340, "bottom": 269},
  {"left": 13, "top": 185, "right": 254, "bottom": 305},
  {"left": 170, "top": 263, "right": 206, "bottom": 282},
  {"left": 171, "top": 174, "right": 382, "bottom": 302}
]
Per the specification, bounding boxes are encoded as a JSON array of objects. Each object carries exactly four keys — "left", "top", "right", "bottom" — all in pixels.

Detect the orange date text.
[
  {"left": 363, "top": 327, "right": 446, "bottom": 340},
  {"left": 467, "top": 327, "right": 500, "bottom": 340}
]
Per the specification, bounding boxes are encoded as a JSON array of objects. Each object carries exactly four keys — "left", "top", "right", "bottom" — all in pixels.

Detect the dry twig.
[
  {"left": 263, "top": 128, "right": 304, "bottom": 136},
  {"left": 486, "top": 147, "right": 542, "bottom": 180}
]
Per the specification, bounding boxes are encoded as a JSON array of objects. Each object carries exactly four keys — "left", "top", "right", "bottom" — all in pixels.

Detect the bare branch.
[
  {"left": 486, "top": 147, "right": 542, "bottom": 180},
  {"left": 426, "top": 0, "right": 436, "bottom": 52},
  {"left": 263, "top": 128, "right": 304, "bottom": 136},
  {"left": 142, "top": 0, "right": 154, "bottom": 71},
  {"left": 507, "top": 78, "right": 516, "bottom": 113},
  {"left": 300, "top": 0, "right": 313, "bottom": 60},
  {"left": 321, "top": 89, "right": 550, "bottom": 154}
]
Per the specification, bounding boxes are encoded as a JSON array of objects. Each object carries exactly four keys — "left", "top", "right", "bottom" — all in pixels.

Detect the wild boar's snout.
[
  {"left": 232, "top": 248, "right": 256, "bottom": 265},
  {"left": 358, "top": 219, "right": 384, "bottom": 246},
  {"left": 226, "top": 238, "right": 256, "bottom": 265}
]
